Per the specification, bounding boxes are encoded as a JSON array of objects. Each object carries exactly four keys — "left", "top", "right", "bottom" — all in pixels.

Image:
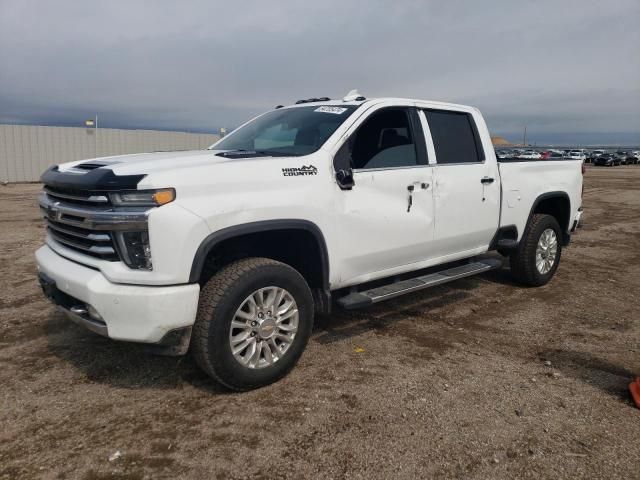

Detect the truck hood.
[
  {"left": 58, "top": 150, "right": 263, "bottom": 176},
  {"left": 45, "top": 149, "right": 325, "bottom": 192}
]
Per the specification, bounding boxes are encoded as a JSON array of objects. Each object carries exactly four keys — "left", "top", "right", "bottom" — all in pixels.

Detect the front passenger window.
[{"left": 350, "top": 109, "right": 418, "bottom": 170}]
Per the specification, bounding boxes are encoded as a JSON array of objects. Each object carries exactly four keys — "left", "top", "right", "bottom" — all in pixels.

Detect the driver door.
[{"left": 333, "top": 105, "right": 435, "bottom": 286}]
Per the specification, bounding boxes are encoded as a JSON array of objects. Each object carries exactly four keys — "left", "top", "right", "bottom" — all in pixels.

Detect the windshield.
[{"left": 210, "top": 105, "right": 360, "bottom": 157}]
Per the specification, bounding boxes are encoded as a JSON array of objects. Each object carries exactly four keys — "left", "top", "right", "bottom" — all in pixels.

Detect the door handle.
[
  {"left": 481, "top": 177, "right": 495, "bottom": 184},
  {"left": 407, "top": 185, "right": 414, "bottom": 212},
  {"left": 406, "top": 182, "right": 430, "bottom": 213}
]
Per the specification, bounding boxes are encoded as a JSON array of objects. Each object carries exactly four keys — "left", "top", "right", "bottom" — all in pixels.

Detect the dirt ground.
[{"left": 1, "top": 166, "right": 639, "bottom": 479}]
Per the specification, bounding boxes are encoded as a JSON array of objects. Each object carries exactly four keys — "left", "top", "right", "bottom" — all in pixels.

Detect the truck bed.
[{"left": 497, "top": 158, "right": 583, "bottom": 241}]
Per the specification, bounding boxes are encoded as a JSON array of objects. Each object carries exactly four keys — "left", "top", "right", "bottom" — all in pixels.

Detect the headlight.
[
  {"left": 109, "top": 188, "right": 175, "bottom": 207},
  {"left": 108, "top": 189, "right": 174, "bottom": 269},
  {"left": 114, "top": 231, "right": 153, "bottom": 270}
]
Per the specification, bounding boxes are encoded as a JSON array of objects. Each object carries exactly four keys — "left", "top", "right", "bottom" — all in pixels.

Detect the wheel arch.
[
  {"left": 527, "top": 192, "right": 571, "bottom": 245},
  {"left": 189, "top": 219, "right": 330, "bottom": 292}
]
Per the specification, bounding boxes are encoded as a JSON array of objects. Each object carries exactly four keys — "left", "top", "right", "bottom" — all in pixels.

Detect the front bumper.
[{"left": 35, "top": 245, "right": 200, "bottom": 344}]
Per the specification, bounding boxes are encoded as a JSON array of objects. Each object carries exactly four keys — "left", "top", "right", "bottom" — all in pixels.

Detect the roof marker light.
[{"left": 343, "top": 89, "right": 365, "bottom": 102}]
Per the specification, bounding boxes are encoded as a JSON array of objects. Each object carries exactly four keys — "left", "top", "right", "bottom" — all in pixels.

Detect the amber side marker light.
[{"left": 153, "top": 189, "right": 176, "bottom": 206}]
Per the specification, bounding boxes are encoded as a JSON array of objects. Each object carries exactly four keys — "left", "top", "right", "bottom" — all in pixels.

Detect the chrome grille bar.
[
  {"left": 43, "top": 186, "right": 109, "bottom": 204},
  {"left": 38, "top": 193, "right": 148, "bottom": 231},
  {"left": 47, "top": 230, "right": 116, "bottom": 256},
  {"left": 44, "top": 218, "right": 111, "bottom": 242}
]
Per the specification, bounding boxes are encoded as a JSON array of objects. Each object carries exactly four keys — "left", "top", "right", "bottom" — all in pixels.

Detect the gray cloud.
[{"left": 1, "top": 0, "right": 639, "bottom": 144}]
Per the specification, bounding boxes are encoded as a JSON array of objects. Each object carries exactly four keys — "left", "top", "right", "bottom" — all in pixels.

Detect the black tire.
[
  {"left": 509, "top": 214, "right": 562, "bottom": 287},
  {"left": 191, "top": 257, "right": 314, "bottom": 391}
]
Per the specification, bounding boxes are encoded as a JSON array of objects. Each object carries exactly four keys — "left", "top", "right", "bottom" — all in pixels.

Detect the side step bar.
[{"left": 337, "top": 258, "right": 502, "bottom": 310}]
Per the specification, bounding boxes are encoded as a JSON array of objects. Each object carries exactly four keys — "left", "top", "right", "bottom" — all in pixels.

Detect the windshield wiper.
[
  {"left": 216, "top": 149, "right": 256, "bottom": 157},
  {"left": 216, "top": 149, "right": 301, "bottom": 158},
  {"left": 254, "top": 150, "right": 300, "bottom": 157}
]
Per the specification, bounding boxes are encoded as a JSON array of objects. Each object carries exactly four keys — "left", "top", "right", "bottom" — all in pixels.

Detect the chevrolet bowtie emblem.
[{"left": 48, "top": 202, "right": 61, "bottom": 221}]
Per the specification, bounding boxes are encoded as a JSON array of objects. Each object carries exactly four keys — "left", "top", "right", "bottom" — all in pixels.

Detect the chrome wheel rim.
[
  {"left": 535, "top": 228, "right": 558, "bottom": 274},
  {"left": 229, "top": 286, "right": 299, "bottom": 369}
]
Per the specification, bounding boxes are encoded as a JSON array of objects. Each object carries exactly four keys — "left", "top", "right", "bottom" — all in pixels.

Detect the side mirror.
[
  {"left": 334, "top": 140, "right": 355, "bottom": 190},
  {"left": 336, "top": 169, "right": 354, "bottom": 190}
]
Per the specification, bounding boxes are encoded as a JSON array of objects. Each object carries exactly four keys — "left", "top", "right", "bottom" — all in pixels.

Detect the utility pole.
[
  {"left": 95, "top": 114, "right": 99, "bottom": 158},
  {"left": 523, "top": 125, "right": 527, "bottom": 147},
  {"left": 85, "top": 116, "right": 99, "bottom": 157}
]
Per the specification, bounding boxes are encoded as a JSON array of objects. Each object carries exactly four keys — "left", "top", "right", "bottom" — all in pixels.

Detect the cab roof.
[
  {"left": 276, "top": 89, "right": 475, "bottom": 112},
  {"left": 278, "top": 97, "right": 476, "bottom": 111}
]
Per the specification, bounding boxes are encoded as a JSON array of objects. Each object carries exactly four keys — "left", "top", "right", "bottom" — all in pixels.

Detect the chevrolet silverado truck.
[{"left": 36, "top": 91, "right": 584, "bottom": 390}]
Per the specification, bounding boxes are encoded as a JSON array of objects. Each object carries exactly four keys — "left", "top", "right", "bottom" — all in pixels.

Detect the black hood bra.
[{"left": 41, "top": 165, "right": 146, "bottom": 191}]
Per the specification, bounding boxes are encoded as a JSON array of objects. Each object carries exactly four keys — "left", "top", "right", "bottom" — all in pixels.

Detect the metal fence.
[{"left": 0, "top": 124, "right": 220, "bottom": 182}]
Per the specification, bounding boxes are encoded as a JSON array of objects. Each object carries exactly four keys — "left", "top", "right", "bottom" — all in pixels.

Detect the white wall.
[{"left": 0, "top": 125, "right": 219, "bottom": 182}]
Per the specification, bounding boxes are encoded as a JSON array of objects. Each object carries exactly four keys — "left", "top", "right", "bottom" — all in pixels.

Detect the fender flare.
[
  {"left": 526, "top": 191, "right": 572, "bottom": 244},
  {"left": 188, "top": 219, "right": 330, "bottom": 288}
]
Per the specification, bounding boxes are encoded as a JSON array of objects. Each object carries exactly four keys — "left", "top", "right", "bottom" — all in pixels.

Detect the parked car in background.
[
  {"left": 593, "top": 153, "right": 618, "bottom": 166},
  {"left": 591, "top": 149, "right": 606, "bottom": 159},
  {"left": 540, "top": 150, "right": 564, "bottom": 159},
  {"left": 567, "top": 150, "right": 587, "bottom": 161},
  {"left": 545, "top": 150, "right": 565, "bottom": 160},
  {"left": 496, "top": 150, "right": 510, "bottom": 159},
  {"left": 632, "top": 151, "right": 640, "bottom": 161},
  {"left": 583, "top": 150, "right": 594, "bottom": 163},
  {"left": 518, "top": 150, "right": 542, "bottom": 159},
  {"left": 617, "top": 151, "right": 637, "bottom": 165}
]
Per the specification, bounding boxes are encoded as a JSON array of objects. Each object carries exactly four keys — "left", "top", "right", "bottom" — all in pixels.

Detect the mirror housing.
[
  {"left": 333, "top": 138, "right": 355, "bottom": 190},
  {"left": 336, "top": 169, "right": 354, "bottom": 190}
]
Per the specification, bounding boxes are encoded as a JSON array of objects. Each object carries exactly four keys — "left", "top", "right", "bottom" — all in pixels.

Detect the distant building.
[{"left": 0, "top": 124, "right": 220, "bottom": 183}]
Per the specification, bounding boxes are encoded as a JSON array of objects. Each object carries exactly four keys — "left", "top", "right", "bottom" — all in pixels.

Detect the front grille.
[
  {"left": 44, "top": 218, "right": 118, "bottom": 260},
  {"left": 40, "top": 185, "right": 148, "bottom": 262}
]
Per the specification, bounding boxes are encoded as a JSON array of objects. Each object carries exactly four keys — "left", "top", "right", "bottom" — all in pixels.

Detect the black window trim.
[
  {"left": 421, "top": 108, "right": 486, "bottom": 166},
  {"left": 352, "top": 164, "right": 431, "bottom": 173},
  {"left": 335, "top": 106, "right": 429, "bottom": 173}
]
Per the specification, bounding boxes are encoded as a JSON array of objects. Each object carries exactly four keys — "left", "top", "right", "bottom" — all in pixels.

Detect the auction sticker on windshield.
[{"left": 315, "top": 106, "right": 348, "bottom": 114}]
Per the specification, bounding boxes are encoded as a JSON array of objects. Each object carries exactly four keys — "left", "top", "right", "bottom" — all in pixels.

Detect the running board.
[{"left": 337, "top": 258, "right": 502, "bottom": 310}]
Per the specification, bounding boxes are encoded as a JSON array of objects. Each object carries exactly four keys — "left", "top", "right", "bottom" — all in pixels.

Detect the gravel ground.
[{"left": 1, "top": 166, "right": 639, "bottom": 479}]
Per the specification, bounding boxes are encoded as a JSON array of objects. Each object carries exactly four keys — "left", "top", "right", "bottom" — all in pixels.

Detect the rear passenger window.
[{"left": 424, "top": 110, "right": 484, "bottom": 164}]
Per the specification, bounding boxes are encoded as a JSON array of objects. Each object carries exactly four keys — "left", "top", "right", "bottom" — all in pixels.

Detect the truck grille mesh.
[{"left": 41, "top": 186, "right": 119, "bottom": 261}]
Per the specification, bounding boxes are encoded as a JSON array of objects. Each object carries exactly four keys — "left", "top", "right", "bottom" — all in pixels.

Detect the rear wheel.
[
  {"left": 510, "top": 214, "right": 562, "bottom": 287},
  {"left": 192, "top": 258, "right": 314, "bottom": 391}
]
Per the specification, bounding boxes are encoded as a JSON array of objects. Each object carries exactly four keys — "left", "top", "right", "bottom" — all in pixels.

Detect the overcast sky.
[{"left": 1, "top": 0, "right": 639, "bottom": 145}]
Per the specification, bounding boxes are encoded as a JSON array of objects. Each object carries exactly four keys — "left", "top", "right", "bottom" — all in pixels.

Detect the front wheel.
[
  {"left": 191, "top": 258, "right": 314, "bottom": 391},
  {"left": 510, "top": 214, "right": 562, "bottom": 287}
]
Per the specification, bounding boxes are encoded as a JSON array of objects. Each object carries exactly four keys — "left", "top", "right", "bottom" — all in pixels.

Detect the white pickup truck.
[{"left": 36, "top": 91, "right": 584, "bottom": 390}]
